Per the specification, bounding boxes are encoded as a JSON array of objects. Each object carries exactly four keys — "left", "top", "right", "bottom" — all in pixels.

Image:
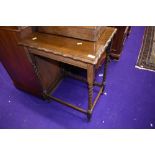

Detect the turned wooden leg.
[
  {"left": 87, "top": 83, "right": 93, "bottom": 120},
  {"left": 87, "top": 64, "right": 94, "bottom": 121},
  {"left": 101, "top": 41, "right": 112, "bottom": 94},
  {"left": 101, "top": 52, "right": 108, "bottom": 94}
]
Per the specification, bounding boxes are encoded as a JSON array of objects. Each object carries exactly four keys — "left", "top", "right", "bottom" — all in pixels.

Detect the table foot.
[{"left": 87, "top": 111, "right": 92, "bottom": 121}]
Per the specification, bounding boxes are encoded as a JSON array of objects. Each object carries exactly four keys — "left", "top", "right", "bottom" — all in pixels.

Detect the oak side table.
[{"left": 19, "top": 27, "right": 117, "bottom": 120}]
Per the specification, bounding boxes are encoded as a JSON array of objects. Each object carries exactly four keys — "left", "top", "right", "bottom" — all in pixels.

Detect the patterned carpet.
[{"left": 136, "top": 27, "right": 155, "bottom": 72}]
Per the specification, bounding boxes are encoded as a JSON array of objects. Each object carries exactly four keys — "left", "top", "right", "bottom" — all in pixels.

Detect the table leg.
[
  {"left": 101, "top": 41, "right": 112, "bottom": 94},
  {"left": 87, "top": 64, "right": 94, "bottom": 120},
  {"left": 101, "top": 52, "right": 108, "bottom": 94}
]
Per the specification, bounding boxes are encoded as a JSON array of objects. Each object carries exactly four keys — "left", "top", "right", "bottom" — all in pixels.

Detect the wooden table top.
[{"left": 19, "top": 27, "right": 116, "bottom": 64}]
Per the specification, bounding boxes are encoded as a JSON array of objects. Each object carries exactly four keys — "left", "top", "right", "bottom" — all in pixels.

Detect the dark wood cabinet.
[
  {"left": 110, "top": 26, "right": 131, "bottom": 60},
  {"left": 0, "top": 27, "right": 42, "bottom": 97},
  {"left": 0, "top": 26, "right": 61, "bottom": 97}
]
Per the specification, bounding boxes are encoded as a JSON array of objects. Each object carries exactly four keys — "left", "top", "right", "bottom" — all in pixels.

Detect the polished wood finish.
[
  {"left": 37, "top": 26, "right": 106, "bottom": 41},
  {"left": 110, "top": 26, "right": 131, "bottom": 60},
  {"left": 20, "top": 27, "right": 117, "bottom": 120},
  {"left": 19, "top": 27, "right": 116, "bottom": 65}
]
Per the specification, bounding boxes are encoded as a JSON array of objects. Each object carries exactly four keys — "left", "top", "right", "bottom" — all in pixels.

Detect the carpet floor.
[
  {"left": 0, "top": 26, "right": 155, "bottom": 129},
  {"left": 136, "top": 26, "right": 155, "bottom": 72}
]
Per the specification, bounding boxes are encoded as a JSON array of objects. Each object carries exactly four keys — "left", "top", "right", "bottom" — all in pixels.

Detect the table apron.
[{"left": 28, "top": 48, "right": 91, "bottom": 70}]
